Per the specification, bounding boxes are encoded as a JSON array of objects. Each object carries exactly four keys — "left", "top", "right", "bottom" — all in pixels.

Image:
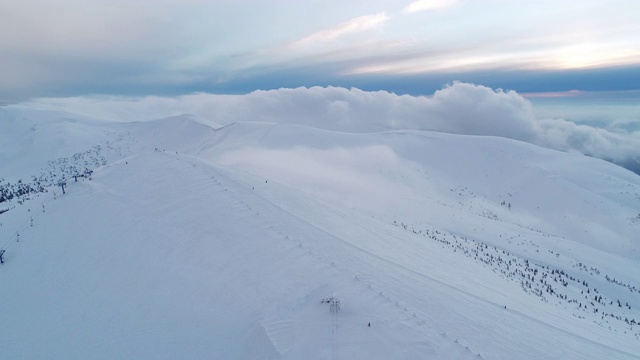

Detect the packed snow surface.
[{"left": 1, "top": 106, "right": 639, "bottom": 359}]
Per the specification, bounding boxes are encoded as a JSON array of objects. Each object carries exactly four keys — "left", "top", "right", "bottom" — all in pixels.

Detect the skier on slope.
[{"left": 0, "top": 249, "right": 5, "bottom": 264}]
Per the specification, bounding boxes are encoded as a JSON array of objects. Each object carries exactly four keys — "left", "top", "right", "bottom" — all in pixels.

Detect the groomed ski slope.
[{"left": 0, "top": 111, "right": 639, "bottom": 359}]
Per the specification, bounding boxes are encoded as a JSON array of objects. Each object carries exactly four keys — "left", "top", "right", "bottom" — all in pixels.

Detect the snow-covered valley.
[{"left": 1, "top": 104, "right": 639, "bottom": 359}]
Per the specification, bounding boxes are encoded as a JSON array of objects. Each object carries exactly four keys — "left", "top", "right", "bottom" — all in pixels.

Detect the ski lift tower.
[
  {"left": 321, "top": 294, "right": 341, "bottom": 313},
  {"left": 330, "top": 297, "right": 340, "bottom": 313}
]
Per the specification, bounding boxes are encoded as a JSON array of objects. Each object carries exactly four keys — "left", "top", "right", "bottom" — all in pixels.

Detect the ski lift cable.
[{"left": 0, "top": 186, "right": 59, "bottom": 255}]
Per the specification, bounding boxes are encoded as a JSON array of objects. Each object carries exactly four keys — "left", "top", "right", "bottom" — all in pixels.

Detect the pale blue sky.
[{"left": 1, "top": 0, "right": 639, "bottom": 101}]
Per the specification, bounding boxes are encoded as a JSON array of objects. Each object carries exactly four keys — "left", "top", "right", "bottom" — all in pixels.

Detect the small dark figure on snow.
[
  {"left": 368, "top": 322, "right": 371, "bottom": 327},
  {"left": 0, "top": 249, "right": 5, "bottom": 264}
]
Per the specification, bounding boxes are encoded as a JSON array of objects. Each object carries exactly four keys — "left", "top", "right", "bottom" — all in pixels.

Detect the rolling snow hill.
[{"left": 1, "top": 106, "right": 639, "bottom": 359}]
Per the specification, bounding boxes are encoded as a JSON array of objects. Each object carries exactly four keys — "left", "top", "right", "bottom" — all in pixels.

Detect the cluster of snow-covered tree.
[
  {"left": 0, "top": 178, "right": 43, "bottom": 204},
  {"left": 393, "top": 220, "right": 639, "bottom": 339},
  {"left": 0, "top": 146, "right": 105, "bottom": 206}
]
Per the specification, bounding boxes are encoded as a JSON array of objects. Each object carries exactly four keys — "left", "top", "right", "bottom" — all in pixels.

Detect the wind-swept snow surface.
[{"left": 0, "top": 107, "right": 639, "bottom": 359}]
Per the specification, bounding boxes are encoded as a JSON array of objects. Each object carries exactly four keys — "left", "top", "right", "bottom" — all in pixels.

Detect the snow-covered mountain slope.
[{"left": 1, "top": 108, "right": 639, "bottom": 359}]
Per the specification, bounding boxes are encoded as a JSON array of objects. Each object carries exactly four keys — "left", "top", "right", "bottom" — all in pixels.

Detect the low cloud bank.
[
  {"left": 217, "top": 145, "right": 415, "bottom": 211},
  {"left": 19, "top": 82, "right": 640, "bottom": 174}
]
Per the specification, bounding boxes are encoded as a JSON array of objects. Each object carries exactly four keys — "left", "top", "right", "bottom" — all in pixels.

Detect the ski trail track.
[
  {"left": 202, "top": 156, "right": 637, "bottom": 359},
  {"left": 0, "top": 150, "right": 465, "bottom": 360},
  {"left": 178, "top": 152, "right": 638, "bottom": 359},
  {"left": 137, "top": 151, "right": 484, "bottom": 359}
]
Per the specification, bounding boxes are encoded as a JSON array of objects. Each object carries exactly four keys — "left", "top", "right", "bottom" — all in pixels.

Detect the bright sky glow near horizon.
[{"left": 1, "top": 0, "right": 640, "bottom": 101}]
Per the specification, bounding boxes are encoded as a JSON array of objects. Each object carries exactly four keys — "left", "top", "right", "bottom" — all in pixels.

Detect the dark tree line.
[
  {"left": 0, "top": 179, "right": 42, "bottom": 204},
  {"left": 393, "top": 219, "right": 639, "bottom": 336},
  {"left": 1, "top": 145, "right": 104, "bottom": 205}
]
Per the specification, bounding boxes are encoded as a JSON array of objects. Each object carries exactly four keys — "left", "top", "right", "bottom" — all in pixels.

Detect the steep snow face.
[{"left": 0, "top": 110, "right": 639, "bottom": 359}]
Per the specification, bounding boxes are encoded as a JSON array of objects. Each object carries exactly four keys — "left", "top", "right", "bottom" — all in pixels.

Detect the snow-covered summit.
[{"left": 0, "top": 105, "right": 639, "bottom": 359}]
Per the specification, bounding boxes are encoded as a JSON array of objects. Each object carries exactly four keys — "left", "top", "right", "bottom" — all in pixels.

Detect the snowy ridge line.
[
  {"left": 86, "top": 139, "right": 640, "bottom": 354},
  {"left": 196, "top": 156, "right": 487, "bottom": 358},
  {"left": 208, "top": 161, "right": 568, "bottom": 357},
  {"left": 85, "top": 145, "right": 640, "bottom": 353},
  {"left": 393, "top": 221, "right": 640, "bottom": 340},
  {"left": 207, "top": 159, "right": 479, "bottom": 358}
]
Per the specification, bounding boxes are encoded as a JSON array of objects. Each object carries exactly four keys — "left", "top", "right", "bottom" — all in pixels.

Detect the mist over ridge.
[{"left": 11, "top": 82, "right": 640, "bottom": 175}]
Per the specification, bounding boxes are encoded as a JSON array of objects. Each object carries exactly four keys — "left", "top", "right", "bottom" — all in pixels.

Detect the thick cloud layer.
[{"left": 16, "top": 82, "right": 640, "bottom": 174}]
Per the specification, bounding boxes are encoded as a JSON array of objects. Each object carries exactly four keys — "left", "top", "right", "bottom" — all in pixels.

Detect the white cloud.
[
  {"left": 290, "top": 13, "right": 390, "bottom": 48},
  {"left": 1, "top": 0, "right": 639, "bottom": 102},
  {"left": 20, "top": 82, "right": 640, "bottom": 174},
  {"left": 217, "top": 145, "right": 414, "bottom": 210},
  {"left": 403, "top": 0, "right": 459, "bottom": 14}
]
